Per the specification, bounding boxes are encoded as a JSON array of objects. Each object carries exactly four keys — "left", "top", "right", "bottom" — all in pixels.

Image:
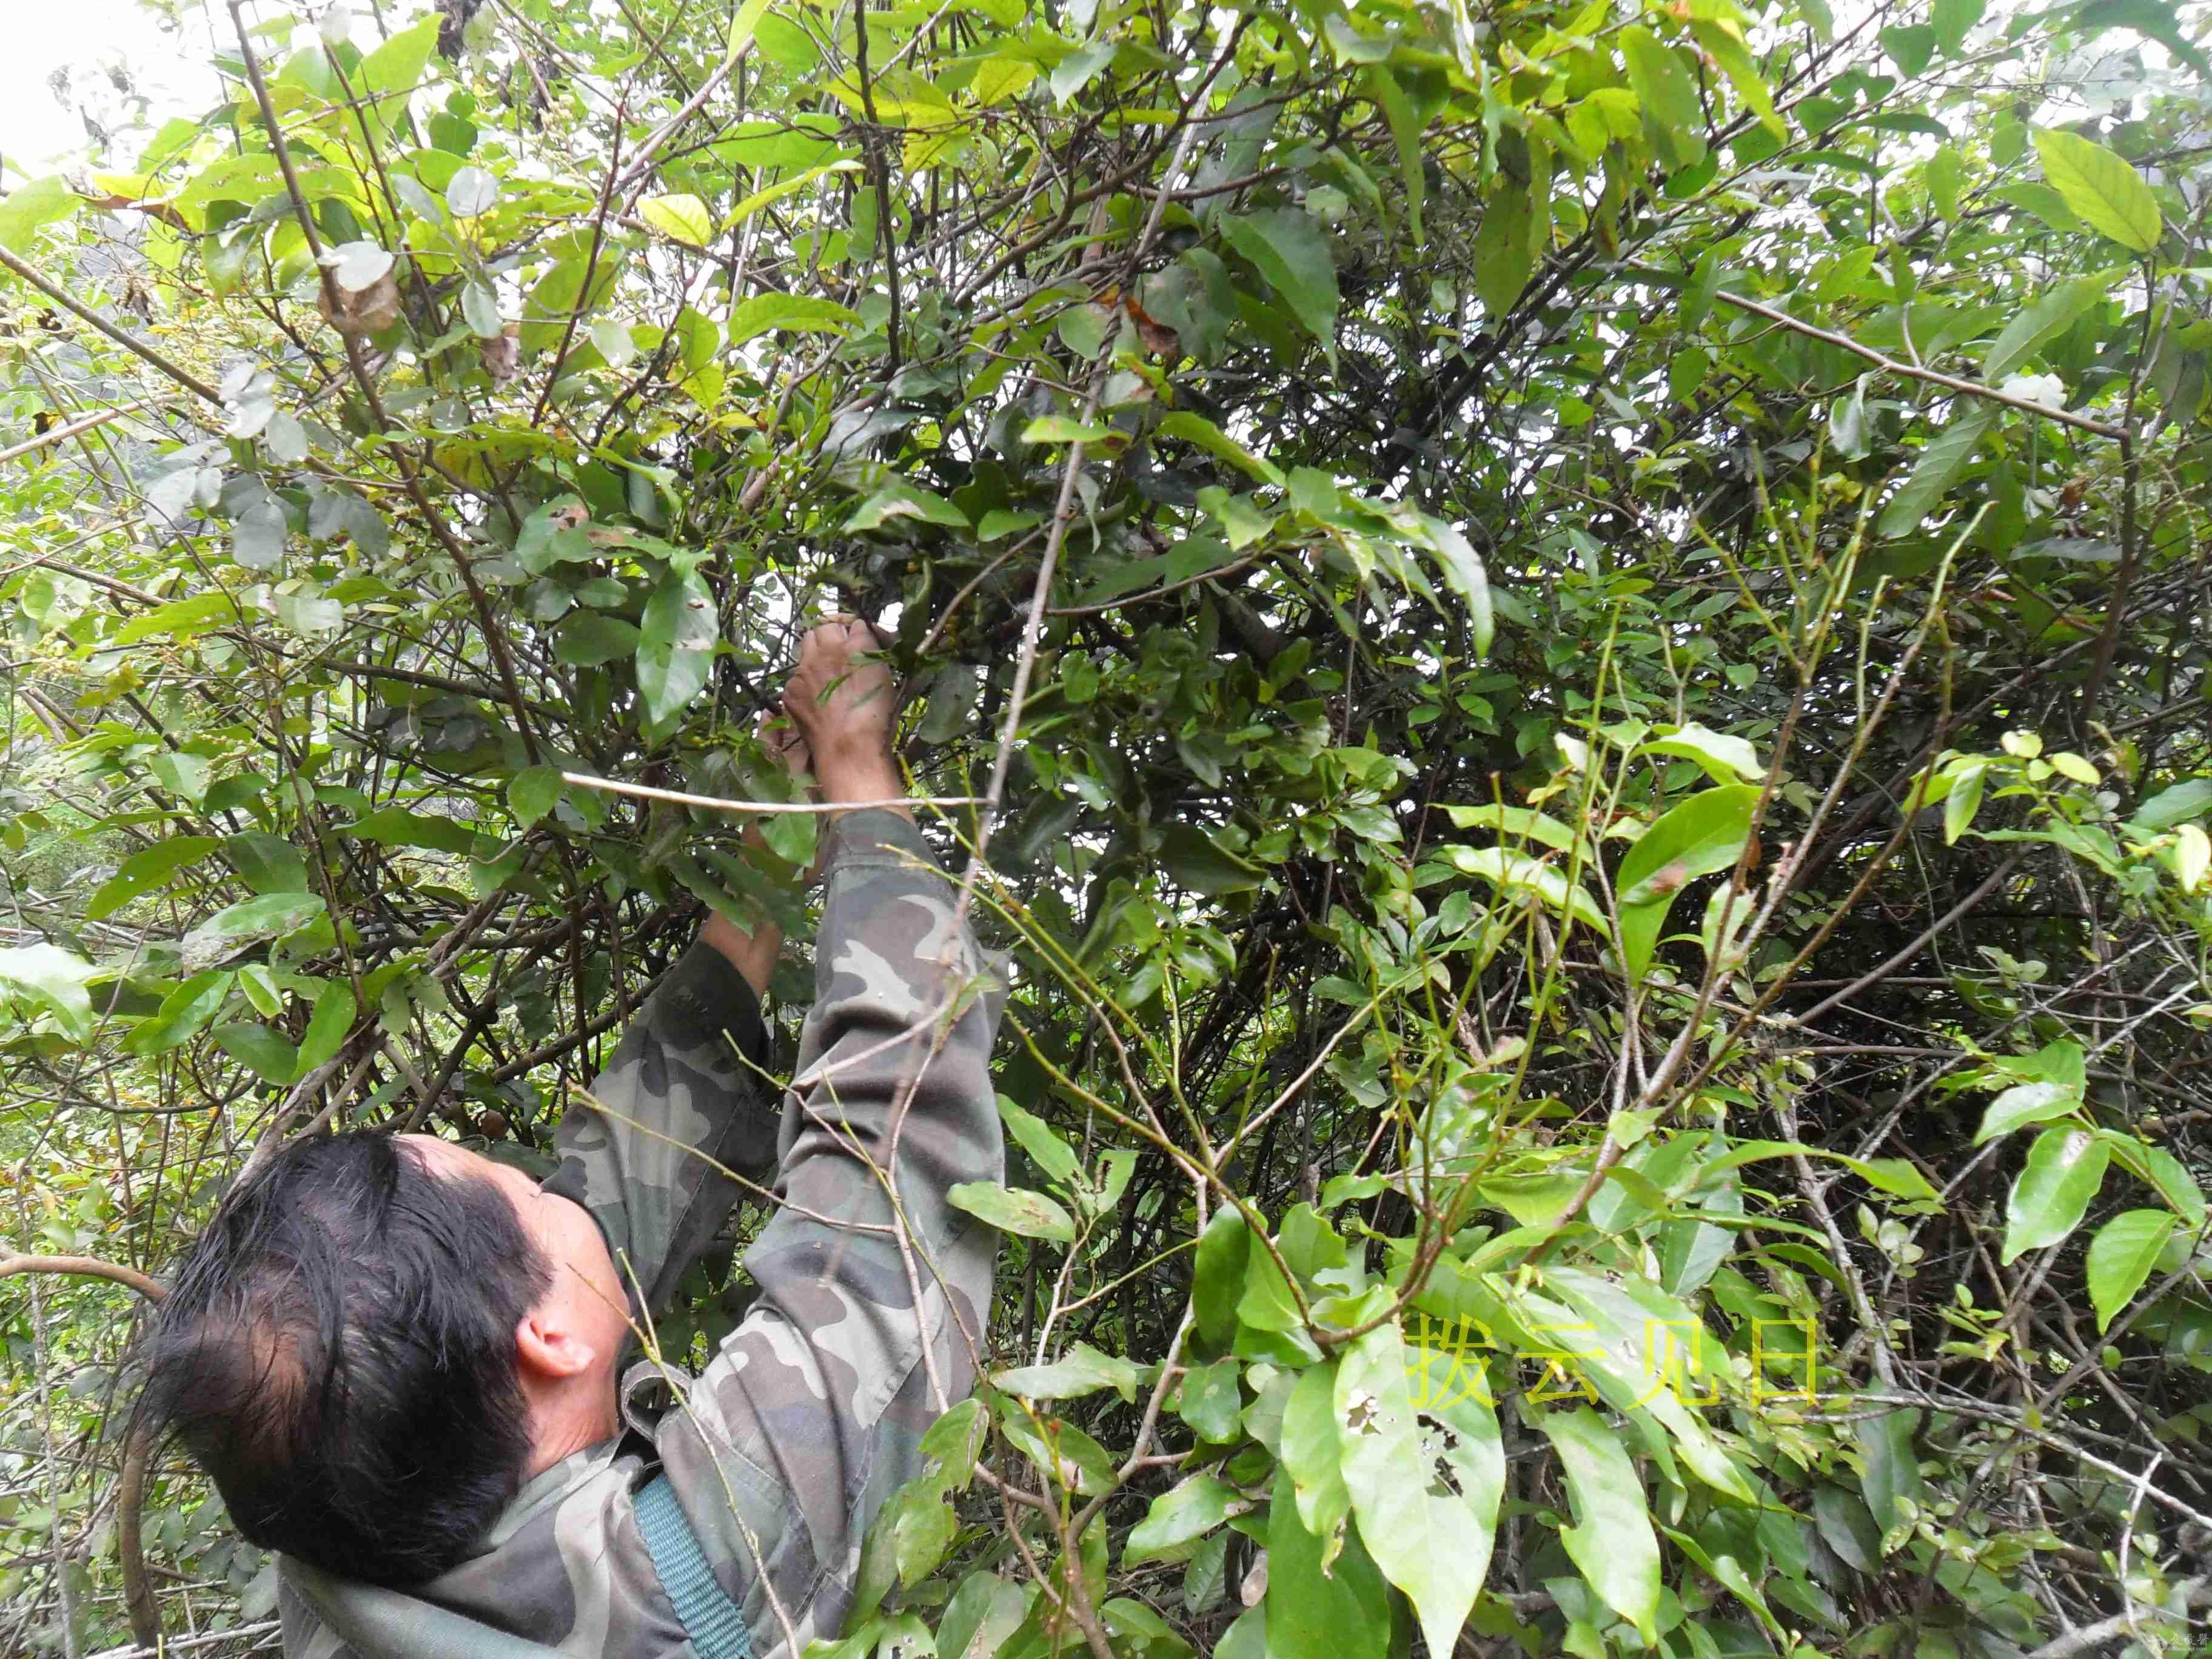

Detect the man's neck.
[{"left": 525, "top": 1370, "right": 623, "bottom": 1478}]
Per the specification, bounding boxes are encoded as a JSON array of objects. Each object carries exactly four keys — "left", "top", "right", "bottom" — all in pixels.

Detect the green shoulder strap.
[{"left": 634, "top": 1472, "right": 760, "bottom": 1659}]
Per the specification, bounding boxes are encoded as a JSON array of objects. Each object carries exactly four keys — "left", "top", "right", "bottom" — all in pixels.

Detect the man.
[{"left": 135, "top": 618, "right": 1006, "bottom": 1658}]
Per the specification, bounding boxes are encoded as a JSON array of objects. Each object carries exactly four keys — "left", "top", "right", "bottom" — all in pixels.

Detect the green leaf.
[
  {"left": 1395, "top": 512, "right": 1493, "bottom": 654},
  {"left": 760, "top": 809, "right": 817, "bottom": 871},
  {"left": 461, "top": 281, "right": 502, "bottom": 339},
  {"left": 1199, "top": 487, "right": 1277, "bottom": 551},
  {"left": 1877, "top": 409, "right": 1993, "bottom": 537},
  {"left": 727, "top": 292, "right": 859, "bottom": 344},
  {"left": 293, "top": 980, "right": 357, "bottom": 1079},
  {"left": 1471, "top": 185, "right": 1533, "bottom": 320},
  {"left": 1217, "top": 1606, "right": 1267, "bottom": 1659},
  {"left": 1336, "top": 1322, "right": 1493, "bottom": 1659},
  {"left": 723, "top": 0, "right": 774, "bottom": 63},
  {"left": 892, "top": 1486, "right": 955, "bottom": 1589},
  {"left": 1620, "top": 27, "right": 1709, "bottom": 173},
  {"left": 514, "top": 500, "right": 592, "bottom": 574},
  {"left": 1543, "top": 1269, "right": 1755, "bottom": 1503},
  {"left": 273, "top": 591, "right": 343, "bottom": 637},
  {"left": 919, "top": 1398, "right": 988, "bottom": 1490},
  {"left": 359, "top": 15, "right": 438, "bottom": 93},
  {"left": 2097, "top": 1133, "right": 2207, "bottom": 1230},
  {"left": 948, "top": 1181, "right": 1075, "bottom": 1242},
  {"left": 508, "top": 766, "right": 567, "bottom": 828},
  {"left": 1050, "top": 40, "right": 1116, "bottom": 106},
  {"left": 1184, "top": 1532, "right": 1230, "bottom": 1616},
  {"left": 937, "top": 1572, "right": 1027, "bottom": 1659},
  {"left": 725, "top": 159, "right": 862, "bottom": 227},
  {"left": 1639, "top": 725, "right": 1763, "bottom": 785},
  {"left": 1367, "top": 65, "right": 1426, "bottom": 244},
  {"left": 213, "top": 1021, "right": 298, "bottom": 1084},
  {"left": 1443, "top": 845, "right": 1607, "bottom": 933},
  {"left": 997, "top": 1096, "right": 1079, "bottom": 1187},
  {"left": 591, "top": 318, "right": 636, "bottom": 369},
  {"left": 1537, "top": 1404, "right": 1661, "bottom": 1642},
  {"left": 1831, "top": 372, "right": 1874, "bottom": 460},
  {"left": 997, "top": 1412, "right": 1116, "bottom": 1494},
  {"left": 557, "top": 612, "right": 642, "bottom": 666},
  {"left": 1192, "top": 1207, "right": 1252, "bottom": 1347},
  {"left": 1175, "top": 1358, "right": 1244, "bottom": 1443},
  {"left": 993, "top": 1342, "right": 1142, "bottom": 1404},
  {"left": 971, "top": 57, "right": 1036, "bottom": 106},
  {"left": 325, "top": 241, "right": 394, "bottom": 293},
  {"left": 0, "top": 175, "right": 84, "bottom": 253},
  {"left": 224, "top": 832, "right": 306, "bottom": 899},
  {"left": 445, "top": 166, "right": 498, "bottom": 218},
  {"left": 127, "top": 970, "right": 233, "bottom": 1056},
  {"left": 1944, "top": 759, "right": 1988, "bottom": 845},
  {"left": 2130, "top": 777, "right": 2212, "bottom": 832},
  {"left": 1973, "top": 1080, "right": 2080, "bottom": 1145},
  {"left": 1689, "top": 20, "right": 1783, "bottom": 141},
  {"left": 344, "top": 806, "right": 484, "bottom": 857},
  {"left": 1281, "top": 1362, "right": 1351, "bottom": 1541},
  {"left": 639, "top": 193, "right": 714, "bottom": 247},
  {"left": 1880, "top": 22, "right": 1937, "bottom": 75},
  {"left": 1236, "top": 1229, "right": 1309, "bottom": 1337},
  {"left": 1441, "top": 804, "right": 1583, "bottom": 854},
  {"left": 1812, "top": 1484, "right": 1882, "bottom": 1572},
  {"left": 1983, "top": 272, "right": 2117, "bottom": 381},
  {"left": 1615, "top": 785, "right": 1760, "bottom": 980},
  {"left": 1159, "top": 825, "right": 1264, "bottom": 896},
  {"left": 113, "top": 594, "right": 235, "bottom": 646},
  {"left": 2031, "top": 129, "right": 2163, "bottom": 253},
  {"left": 0, "top": 945, "right": 98, "bottom": 1041},
  {"left": 1692, "top": 1139, "right": 1940, "bottom": 1201},
  {"left": 2085, "top": 1209, "right": 2177, "bottom": 1332},
  {"left": 1155, "top": 412, "right": 1285, "bottom": 488},
  {"left": 1264, "top": 1468, "right": 1390, "bottom": 1659},
  {"left": 635, "top": 570, "right": 719, "bottom": 731},
  {"left": 1931, "top": 0, "right": 1985, "bottom": 53},
  {"left": 2071, "top": 0, "right": 2210, "bottom": 75},
  {"left": 1219, "top": 209, "right": 1339, "bottom": 366},
  {"left": 88, "top": 837, "right": 221, "bottom": 920},
  {"left": 1124, "top": 1474, "right": 1239, "bottom": 1565},
  {"left": 1019, "top": 414, "right": 1116, "bottom": 445},
  {"left": 2001, "top": 1126, "right": 2110, "bottom": 1262},
  {"left": 848, "top": 483, "right": 971, "bottom": 530},
  {"left": 1680, "top": 247, "right": 1721, "bottom": 333},
  {"left": 1855, "top": 1406, "right": 1922, "bottom": 1536},
  {"left": 1994, "top": 180, "right": 2084, "bottom": 235},
  {"left": 181, "top": 894, "right": 327, "bottom": 971}
]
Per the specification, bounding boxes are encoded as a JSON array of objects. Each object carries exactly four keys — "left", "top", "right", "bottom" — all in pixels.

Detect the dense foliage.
[{"left": 2, "top": 0, "right": 2210, "bottom": 1654}]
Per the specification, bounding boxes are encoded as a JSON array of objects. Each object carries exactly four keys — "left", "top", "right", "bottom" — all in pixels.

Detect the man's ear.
[{"left": 514, "top": 1307, "right": 597, "bottom": 1381}]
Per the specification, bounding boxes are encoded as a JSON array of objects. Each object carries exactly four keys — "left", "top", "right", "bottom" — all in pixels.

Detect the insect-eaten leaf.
[{"left": 949, "top": 1181, "right": 1076, "bottom": 1242}]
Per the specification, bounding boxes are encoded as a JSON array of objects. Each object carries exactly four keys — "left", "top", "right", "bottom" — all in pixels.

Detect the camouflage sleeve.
[
  {"left": 543, "top": 937, "right": 782, "bottom": 1319},
  {"left": 651, "top": 806, "right": 1005, "bottom": 1658}
]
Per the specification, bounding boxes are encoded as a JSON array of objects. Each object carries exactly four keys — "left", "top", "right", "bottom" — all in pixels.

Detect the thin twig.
[
  {"left": 1712, "top": 289, "right": 2127, "bottom": 439},
  {"left": 0, "top": 399, "right": 171, "bottom": 465},
  {"left": 560, "top": 772, "right": 980, "bottom": 813},
  {"left": 0, "top": 1253, "right": 167, "bottom": 1303},
  {"left": 0, "top": 246, "right": 224, "bottom": 407}
]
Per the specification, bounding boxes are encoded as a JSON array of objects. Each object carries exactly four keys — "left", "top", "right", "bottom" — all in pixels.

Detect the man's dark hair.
[{"left": 133, "top": 1131, "right": 551, "bottom": 1585}]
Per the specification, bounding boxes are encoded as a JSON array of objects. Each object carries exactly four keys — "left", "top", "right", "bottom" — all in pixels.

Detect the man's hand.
[{"left": 782, "top": 617, "right": 908, "bottom": 817}]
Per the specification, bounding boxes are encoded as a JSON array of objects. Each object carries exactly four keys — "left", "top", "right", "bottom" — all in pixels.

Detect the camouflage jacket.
[{"left": 278, "top": 808, "right": 1005, "bottom": 1659}]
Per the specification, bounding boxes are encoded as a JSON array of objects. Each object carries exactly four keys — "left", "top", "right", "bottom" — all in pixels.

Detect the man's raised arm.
[
  {"left": 541, "top": 725, "right": 806, "bottom": 1321},
  {"left": 652, "top": 619, "right": 1007, "bottom": 1657}
]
